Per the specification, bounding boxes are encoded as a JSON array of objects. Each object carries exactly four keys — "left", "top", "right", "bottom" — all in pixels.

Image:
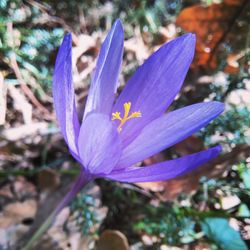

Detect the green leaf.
[
  {"left": 201, "top": 218, "right": 247, "bottom": 250},
  {"left": 238, "top": 204, "right": 250, "bottom": 217},
  {"left": 240, "top": 167, "right": 250, "bottom": 189}
]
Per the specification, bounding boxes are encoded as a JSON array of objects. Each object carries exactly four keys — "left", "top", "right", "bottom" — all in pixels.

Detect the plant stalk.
[{"left": 22, "top": 170, "right": 92, "bottom": 250}]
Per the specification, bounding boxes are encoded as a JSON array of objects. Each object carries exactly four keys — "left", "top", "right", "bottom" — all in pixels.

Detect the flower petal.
[
  {"left": 78, "top": 113, "right": 122, "bottom": 175},
  {"left": 117, "top": 101, "right": 224, "bottom": 169},
  {"left": 84, "top": 20, "right": 124, "bottom": 118},
  {"left": 113, "top": 33, "right": 196, "bottom": 146},
  {"left": 106, "top": 146, "right": 221, "bottom": 183},
  {"left": 53, "top": 33, "right": 80, "bottom": 156}
]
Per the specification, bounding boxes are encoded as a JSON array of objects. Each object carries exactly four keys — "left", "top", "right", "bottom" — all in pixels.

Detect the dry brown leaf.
[
  {"left": 72, "top": 32, "right": 99, "bottom": 90},
  {"left": 13, "top": 176, "right": 37, "bottom": 199},
  {"left": 174, "top": 136, "right": 205, "bottom": 155},
  {"left": 2, "top": 122, "right": 48, "bottom": 141},
  {"left": 77, "top": 236, "right": 92, "bottom": 250},
  {"left": 138, "top": 144, "right": 250, "bottom": 201},
  {"left": 143, "top": 152, "right": 165, "bottom": 166},
  {"left": 38, "top": 169, "right": 60, "bottom": 191},
  {"left": 0, "top": 183, "right": 13, "bottom": 199},
  {"left": 8, "top": 84, "right": 32, "bottom": 124},
  {"left": 0, "top": 200, "right": 37, "bottom": 228},
  {"left": 221, "top": 195, "right": 241, "bottom": 210},
  {"left": 124, "top": 27, "right": 149, "bottom": 64},
  {"left": 194, "top": 242, "right": 211, "bottom": 250},
  {"left": 72, "top": 34, "right": 96, "bottom": 65},
  {"left": 4, "top": 200, "right": 37, "bottom": 220},
  {"left": 17, "top": 181, "right": 107, "bottom": 249},
  {"left": 96, "top": 230, "right": 130, "bottom": 250},
  {"left": 176, "top": 0, "right": 249, "bottom": 71},
  {"left": 138, "top": 136, "right": 205, "bottom": 194}
]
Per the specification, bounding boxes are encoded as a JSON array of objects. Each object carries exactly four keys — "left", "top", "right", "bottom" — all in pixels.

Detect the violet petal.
[
  {"left": 78, "top": 112, "right": 122, "bottom": 175},
  {"left": 53, "top": 33, "right": 80, "bottom": 156},
  {"left": 113, "top": 33, "right": 196, "bottom": 147},
  {"left": 106, "top": 146, "right": 221, "bottom": 182},
  {"left": 84, "top": 20, "right": 124, "bottom": 118},
  {"left": 117, "top": 101, "right": 224, "bottom": 169}
]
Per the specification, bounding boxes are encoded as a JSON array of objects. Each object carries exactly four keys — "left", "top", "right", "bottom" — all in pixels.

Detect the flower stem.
[{"left": 22, "top": 170, "right": 92, "bottom": 250}]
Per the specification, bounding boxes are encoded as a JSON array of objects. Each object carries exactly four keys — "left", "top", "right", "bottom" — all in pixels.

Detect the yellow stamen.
[{"left": 112, "top": 102, "right": 142, "bottom": 132}]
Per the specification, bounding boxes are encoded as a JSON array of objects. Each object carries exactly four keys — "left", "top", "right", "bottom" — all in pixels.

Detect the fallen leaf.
[
  {"left": 8, "top": 84, "right": 32, "bottom": 124},
  {"left": 38, "top": 169, "right": 60, "bottom": 191},
  {"left": 221, "top": 195, "right": 241, "bottom": 210},
  {"left": 138, "top": 144, "right": 250, "bottom": 201},
  {"left": 13, "top": 176, "right": 37, "bottom": 199},
  {"left": 17, "top": 181, "right": 106, "bottom": 249},
  {"left": 2, "top": 122, "right": 48, "bottom": 141},
  {"left": 0, "top": 200, "right": 37, "bottom": 228},
  {"left": 174, "top": 136, "right": 205, "bottom": 155},
  {"left": 96, "top": 230, "right": 130, "bottom": 250},
  {"left": 176, "top": 0, "right": 249, "bottom": 71},
  {"left": 124, "top": 27, "right": 149, "bottom": 64}
]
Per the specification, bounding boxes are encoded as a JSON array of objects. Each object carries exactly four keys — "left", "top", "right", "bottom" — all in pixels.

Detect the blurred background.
[{"left": 0, "top": 0, "right": 250, "bottom": 249}]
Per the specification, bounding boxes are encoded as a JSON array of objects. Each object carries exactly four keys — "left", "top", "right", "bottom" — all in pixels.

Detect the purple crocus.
[
  {"left": 23, "top": 20, "right": 224, "bottom": 250},
  {"left": 53, "top": 19, "right": 224, "bottom": 206}
]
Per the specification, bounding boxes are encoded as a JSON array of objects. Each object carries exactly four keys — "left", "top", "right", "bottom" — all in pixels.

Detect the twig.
[
  {"left": 0, "top": 72, "right": 7, "bottom": 125},
  {"left": 6, "top": 22, "right": 52, "bottom": 118},
  {"left": 26, "top": 0, "right": 73, "bottom": 32}
]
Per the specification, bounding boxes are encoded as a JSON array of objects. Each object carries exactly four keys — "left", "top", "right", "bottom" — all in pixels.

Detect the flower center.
[{"left": 112, "top": 102, "right": 142, "bottom": 132}]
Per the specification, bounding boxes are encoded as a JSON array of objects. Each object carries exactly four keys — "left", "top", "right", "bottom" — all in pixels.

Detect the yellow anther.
[
  {"left": 111, "top": 112, "right": 122, "bottom": 121},
  {"left": 112, "top": 102, "right": 142, "bottom": 132}
]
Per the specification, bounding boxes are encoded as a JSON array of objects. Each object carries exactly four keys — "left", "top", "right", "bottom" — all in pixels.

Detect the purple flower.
[
  {"left": 23, "top": 20, "right": 225, "bottom": 250},
  {"left": 53, "top": 20, "right": 224, "bottom": 185}
]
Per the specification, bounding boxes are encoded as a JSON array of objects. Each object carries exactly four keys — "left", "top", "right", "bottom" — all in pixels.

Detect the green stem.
[
  {"left": 22, "top": 211, "right": 56, "bottom": 250},
  {"left": 22, "top": 170, "right": 92, "bottom": 250}
]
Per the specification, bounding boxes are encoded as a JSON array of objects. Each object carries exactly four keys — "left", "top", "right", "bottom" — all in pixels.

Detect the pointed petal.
[
  {"left": 117, "top": 101, "right": 224, "bottom": 169},
  {"left": 113, "top": 33, "right": 196, "bottom": 146},
  {"left": 106, "top": 146, "right": 221, "bottom": 183},
  {"left": 84, "top": 20, "right": 124, "bottom": 118},
  {"left": 78, "top": 113, "right": 122, "bottom": 175},
  {"left": 53, "top": 33, "right": 80, "bottom": 156}
]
